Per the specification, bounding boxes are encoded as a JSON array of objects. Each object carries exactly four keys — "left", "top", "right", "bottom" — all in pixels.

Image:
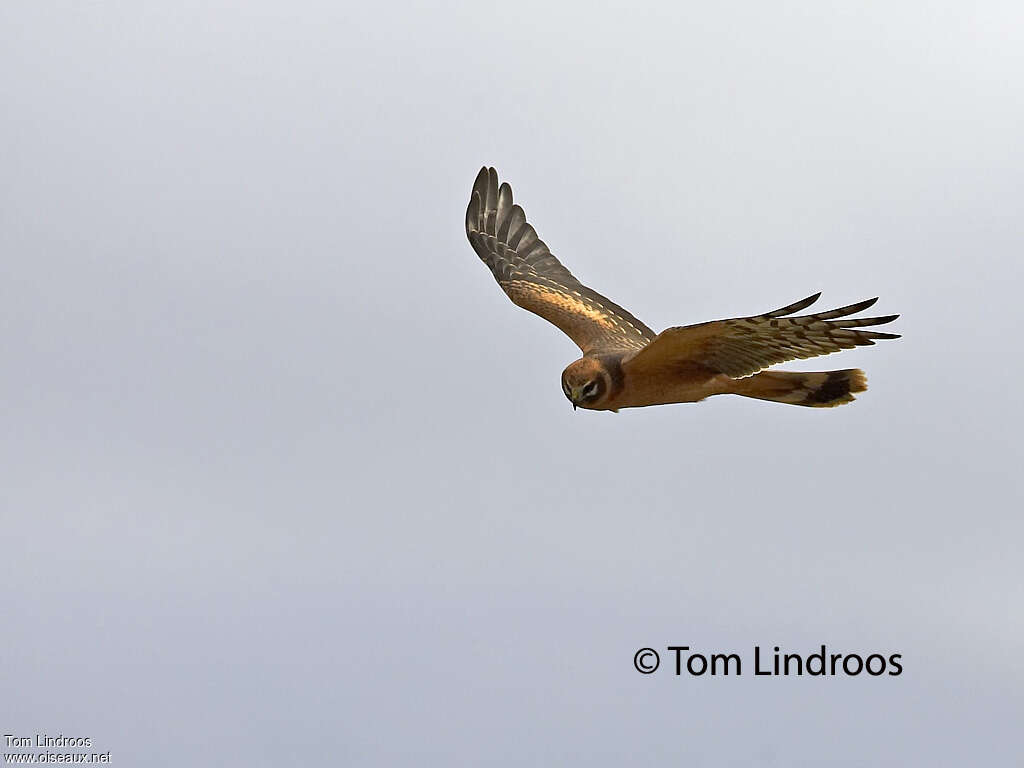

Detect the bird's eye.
[{"left": 582, "top": 381, "right": 599, "bottom": 398}]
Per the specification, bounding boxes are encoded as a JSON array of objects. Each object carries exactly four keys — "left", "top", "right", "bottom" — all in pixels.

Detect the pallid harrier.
[{"left": 465, "top": 167, "right": 899, "bottom": 412}]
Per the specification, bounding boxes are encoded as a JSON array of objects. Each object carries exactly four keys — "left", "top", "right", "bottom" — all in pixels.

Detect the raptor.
[{"left": 465, "top": 167, "right": 899, "bottom": 411}]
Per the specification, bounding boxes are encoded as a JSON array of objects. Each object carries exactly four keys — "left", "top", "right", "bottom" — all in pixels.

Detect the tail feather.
[{"left": 732, "top": 369, "right": 867, "bottom": 408}]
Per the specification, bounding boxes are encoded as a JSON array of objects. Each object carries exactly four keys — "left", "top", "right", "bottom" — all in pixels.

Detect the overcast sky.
[{"left": 2, "top": 1, "right": 1022, "bottom": 765}]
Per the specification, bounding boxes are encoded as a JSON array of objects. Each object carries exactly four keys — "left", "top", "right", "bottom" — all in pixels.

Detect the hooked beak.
[{"left": 570, "top": 387, "right": 582, "bottom": 411}]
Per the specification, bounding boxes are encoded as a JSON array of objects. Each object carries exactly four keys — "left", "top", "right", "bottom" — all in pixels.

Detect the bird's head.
[{"left": 561, "top": 357, "right": 611, "bottom": 410}]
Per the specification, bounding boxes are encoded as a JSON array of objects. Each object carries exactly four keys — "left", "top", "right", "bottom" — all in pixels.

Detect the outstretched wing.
[
  {"left": 466, "top": 167, "right": 654, "bottom": 354},
  {"left": 623, "top": 293, "right": 900, "bottom": 378}
]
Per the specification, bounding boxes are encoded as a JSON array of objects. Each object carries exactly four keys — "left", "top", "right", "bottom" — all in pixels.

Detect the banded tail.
[{"left": 731, "top": 369, "right": 868, "bottom": 408}]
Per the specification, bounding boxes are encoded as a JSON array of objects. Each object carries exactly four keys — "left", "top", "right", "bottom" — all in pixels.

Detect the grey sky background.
[{"left": 2, "top": 1, "right": 1022, "bottom": 765}]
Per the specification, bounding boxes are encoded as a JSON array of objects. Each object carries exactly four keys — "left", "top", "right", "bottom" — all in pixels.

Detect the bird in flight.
[{"left": 465, "top": 167, "right": 899, "bottom": 412}]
